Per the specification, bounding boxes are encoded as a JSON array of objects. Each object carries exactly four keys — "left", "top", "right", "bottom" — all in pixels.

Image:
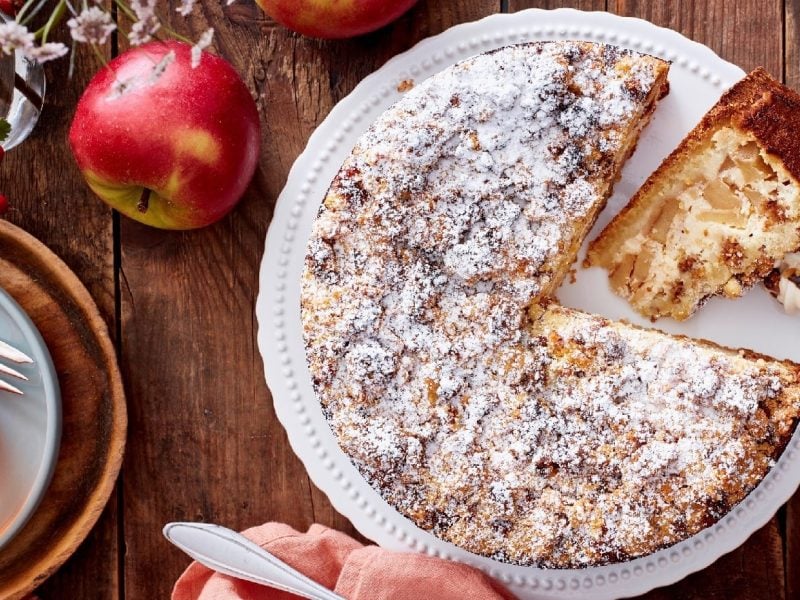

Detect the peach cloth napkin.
[{"left": 172, "top": 522, "right": 515, "bottom": 600}]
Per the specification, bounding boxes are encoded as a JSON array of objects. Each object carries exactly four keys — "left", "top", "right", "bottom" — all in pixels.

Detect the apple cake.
[
  {"left": 301, "top": 42, "right": 800, "bottom": 568},
  {"left": 587, "top": 68, "right": 800, "bottom": 321}
]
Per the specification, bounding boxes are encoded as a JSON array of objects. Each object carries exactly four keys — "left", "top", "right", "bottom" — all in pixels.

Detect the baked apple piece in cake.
[{"left": 587, "top": 68, "right": 800, "bottom": 321}]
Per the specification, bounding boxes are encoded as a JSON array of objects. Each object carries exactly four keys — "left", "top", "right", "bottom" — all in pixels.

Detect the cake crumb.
[{"left": 396, "top": 79, "right": 414, "bottom": 92}]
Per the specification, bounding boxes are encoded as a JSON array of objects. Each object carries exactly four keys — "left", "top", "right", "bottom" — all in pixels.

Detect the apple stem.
[{"left": 137, "top": 188, "right": 150, "bottom": 213}]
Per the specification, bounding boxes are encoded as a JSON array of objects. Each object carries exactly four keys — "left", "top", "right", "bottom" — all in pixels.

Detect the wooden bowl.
[{"left": 0, "top": 220, "right": 126, "bottom": 600}]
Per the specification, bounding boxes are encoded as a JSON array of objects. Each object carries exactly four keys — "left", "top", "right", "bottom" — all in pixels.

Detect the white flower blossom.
[
  {"left": 0, "top": 0, "right": 211, "bottom": 68},
  {"left": 190, "top": 27, "right": 213, "bottom": 68},
  {"left": 0, "top": 22, "right": 34, "bottom": 55},
  {"left": 129, "top": 13, "right": 160, "bottom": 46},
  {"left": 176, "top": 0, "right": 196, "bottom": 16},
  {"left": 130, "top": 0, "right": 157, "bottom": 20},
  {"left": 67, "top": 6, "right": 116, "bottom": 45},
  {"left": 24, "top": 42, "right": 69, "bottom": 63}
]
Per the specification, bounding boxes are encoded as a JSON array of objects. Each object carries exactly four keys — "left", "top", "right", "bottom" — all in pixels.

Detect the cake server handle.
[{"left": 163, "top": 522, "right": 345, "bottom": 600}]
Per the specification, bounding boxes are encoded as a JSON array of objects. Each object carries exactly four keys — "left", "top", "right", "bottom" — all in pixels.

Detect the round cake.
[{"left": 301, "top": 41, "right": 800, "bottom": 567}]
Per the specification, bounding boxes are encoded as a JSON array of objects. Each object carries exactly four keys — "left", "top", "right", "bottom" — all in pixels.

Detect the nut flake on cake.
[{"left": 301, "top": 41, "right": 800, "bottom": 568}]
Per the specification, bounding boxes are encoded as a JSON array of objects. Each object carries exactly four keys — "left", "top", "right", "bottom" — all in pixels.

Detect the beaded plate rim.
[{"left": 256, "top": 8, "right": 797, "bottom": 599}]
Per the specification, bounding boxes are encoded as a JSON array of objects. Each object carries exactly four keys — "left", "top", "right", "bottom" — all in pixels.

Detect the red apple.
[
  {"left": 256, "top": 0, "right": 418, "bottom": 39},
  {"left": 69, "top": 40, "right": 260, "bottom": 230},
  {"left": 0, "top": 0, "right": 20, "bottom": 16}
]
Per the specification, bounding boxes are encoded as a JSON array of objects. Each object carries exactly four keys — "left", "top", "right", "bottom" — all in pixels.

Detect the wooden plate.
[{"left": 0, "top": 219, "right": 126, "bottom": 600}]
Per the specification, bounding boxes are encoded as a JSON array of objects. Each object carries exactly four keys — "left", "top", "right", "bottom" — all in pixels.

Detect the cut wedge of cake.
[
  {"left": 303, "top": 43, "right": 799, "bottom": 568},
  {"left": 438, "top": 304, "right": 800, "bottom": 567},
  {"left": 587, "top": 68, "right": 800, "bottom": 321}
]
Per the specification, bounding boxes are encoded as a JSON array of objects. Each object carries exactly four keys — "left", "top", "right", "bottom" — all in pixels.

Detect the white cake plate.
[{"left": 257, "top": 8, "right": 800, "bottom": 599}]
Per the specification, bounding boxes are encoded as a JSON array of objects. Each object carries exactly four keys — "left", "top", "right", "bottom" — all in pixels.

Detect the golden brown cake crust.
[{"left": 738, "top": 82, "right": 800, "bottom": 182}]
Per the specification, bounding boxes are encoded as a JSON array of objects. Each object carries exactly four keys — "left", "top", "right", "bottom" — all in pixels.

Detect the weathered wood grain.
[
  {"left": 634, "top": 521, "right": 785, "bottom": 600},
  {"left": 117, "top": 2, "right": 499, "bottom": 598},
  {"left": 613, "top": 0, "right": 783, "bottom": 76},
  {"left": 0, "top": 14, "right": 120, "bottom": 600},
  {"left": 509, "top": 0, "right": 605, "bottom": 11},
  {"left": 787, "top": 0, "right": 800, "bottom": 89}
]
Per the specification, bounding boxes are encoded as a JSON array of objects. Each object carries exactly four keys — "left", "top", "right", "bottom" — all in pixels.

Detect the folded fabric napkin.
[{"left": 172, "top": 522, "right": 515, "bottom": 600}]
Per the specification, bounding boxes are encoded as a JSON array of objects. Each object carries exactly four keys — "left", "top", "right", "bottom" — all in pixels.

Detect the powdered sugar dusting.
[{"left": 301, "top": 41, "right": 800, "bottom": 568}]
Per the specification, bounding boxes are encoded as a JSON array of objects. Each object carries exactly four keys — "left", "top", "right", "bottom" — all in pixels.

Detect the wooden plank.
[
  {"left": 784, "top": 3, "right": 800, "bottom": 598},
  {"left": 612, "top": 0, "right": 782, "bottom": 76},
  {"left": 509, "top": 0, "right": 605, "bottom": 11},
  {"left": 36, "top": 491, "right": 119, "bottom": 600},
  {"left": 636, "top": 520, "right": 785, "bottom": 600},
  {"left": 787, "top": 0, "right": 800, "bottom": 88},
  {"left": 119, "top": 2, "right": 498, "bottom": 598},
  {"left": 1, "top": 17, "right": 119, "bottom": 600},
  {"left": 610, "top": 2, "right": 786, "bottom": 598}
]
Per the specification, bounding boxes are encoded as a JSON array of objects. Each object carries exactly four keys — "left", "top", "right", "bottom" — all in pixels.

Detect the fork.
[{"left": 0, "top": 339, "right": 32, "bottom": 395}]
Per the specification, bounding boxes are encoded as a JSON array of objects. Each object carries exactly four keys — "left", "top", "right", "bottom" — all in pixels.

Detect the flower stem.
[
  {"left": 159, "top": 24, "right": 192, "bottom": 45},
  {"left": 18, "top": 0, "right": 52, "bottom": 27},
  {"left": 15, "top": 0, "right": 38, "bottom": 23},
  {"left": 87, "top": 41, "right": 108, "bottom": 68},
  {"left": 115, "top": 0, "right": 191, "bottom": 45},
  {"left": 34, "top": 0, "right": 66, "bottom": 44},
  {"left": 113, "top": 0, "right": 136, "bottom": 22}
]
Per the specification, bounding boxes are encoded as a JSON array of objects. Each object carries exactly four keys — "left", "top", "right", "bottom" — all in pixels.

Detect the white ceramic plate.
[
  {"left": 257, "top": 9, "right": 800, "bottom": 599},
  {"left": 0, "top": 286, "right": 60, "bottom": 549}
]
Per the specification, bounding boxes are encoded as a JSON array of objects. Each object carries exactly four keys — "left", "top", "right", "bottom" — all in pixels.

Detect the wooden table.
[{"left": 5, "top": 0, "right": 798, "bottom": 598}]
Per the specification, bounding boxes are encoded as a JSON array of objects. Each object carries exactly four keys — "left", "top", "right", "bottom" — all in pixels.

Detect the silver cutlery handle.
[{"left": 163, "top": 522, "right": 345, "bottom": 600}]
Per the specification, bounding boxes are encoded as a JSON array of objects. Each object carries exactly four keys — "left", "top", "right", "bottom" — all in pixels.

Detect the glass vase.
[{"left": 0, "top": 20, "right": 45, "bottom": 150}]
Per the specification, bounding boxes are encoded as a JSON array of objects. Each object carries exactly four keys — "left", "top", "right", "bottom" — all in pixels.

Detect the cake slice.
[
  {"left": 348, "top": 302, "right": 800, "bottom": 569},
  {"left": 486, "top": 303, "right": 800, "bottom": 567},
  {"left": 587, "top": 68, "right": 800, "bottom": 321}
]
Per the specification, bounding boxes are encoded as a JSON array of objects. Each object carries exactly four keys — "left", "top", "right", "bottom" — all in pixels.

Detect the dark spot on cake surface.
[
  {"left": 678, "top": 255, "right": 697, "bottom": 273},
  {"left": 721, "top": 238, "right": 745, "bottom": 269},
  {"left": 563, "top": 44, "right": 584, "bottom": 64},
  {"left": 764, "top": 268, "right": 781, "bottom": 296},
  {"left": 623, "top": 77, "right": 648, "bottom": 101},
  {"left": 762, "top": 197, "right": 788, "bottom": 226},
  {"left": 425, "top": 509, "right": 456, "bottom": 532},
  {"left": 602, "top": 44, "right": 620, "bottom": 64},
  {"left": 491, "top": 518, "right": 513, "bottom": 535}
]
